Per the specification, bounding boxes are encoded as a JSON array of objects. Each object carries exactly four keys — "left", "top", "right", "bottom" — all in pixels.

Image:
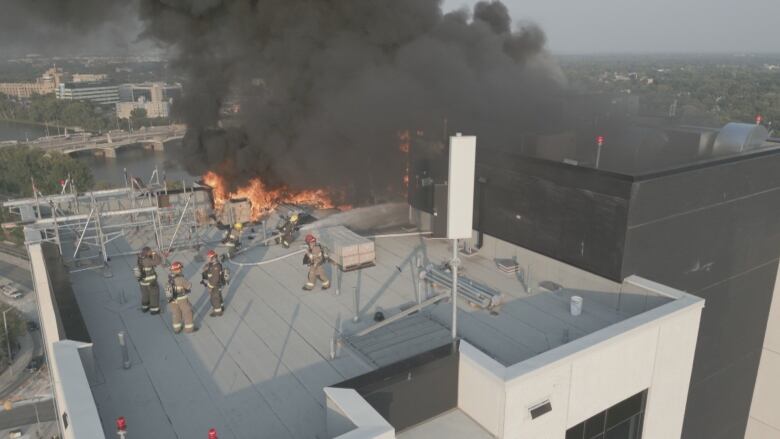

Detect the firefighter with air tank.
[
  {"left": 201, "top": 250, "right": 229, "bottom": 317},
  {"left": 277, "top": 213, "right": 299, "bottom": 248},
  {"left": 166, "top": 261, "right": 197, "bottom": 334},
  {"left": 134, "top": 246, "right": 163, "bottom": 314},
  {"left": 223, "top": 223, "right": 243, "bottom": 260},
  {"left": 303, "top": 234, "right": 330, "bottom": 291}
]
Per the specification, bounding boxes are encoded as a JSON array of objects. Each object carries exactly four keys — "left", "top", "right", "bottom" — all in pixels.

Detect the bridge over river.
[{"left": 17, "top": 124, "right": 186, "bottom": 157}]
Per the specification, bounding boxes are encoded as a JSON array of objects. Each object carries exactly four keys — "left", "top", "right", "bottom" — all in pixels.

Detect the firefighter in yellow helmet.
[
  {"left": 302, "top": 234, "right": 330, "bottom": 291},
  {"left": 166, "top": 261, "right": 197, "bottom": 334},
  {"left": 277, "top": 213, "right": 299, "bottom": 248},
  {"left": 223, "top": 222, "right": 243, "bottom": 259}
]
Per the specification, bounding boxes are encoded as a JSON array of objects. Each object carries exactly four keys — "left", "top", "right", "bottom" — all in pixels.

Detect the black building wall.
[
  {"left": 621, "top": 151, "right": 780, "bottom": 439},
  {"left": 409, "top": 142, "right": 780, "bottom": 439},
  {"left": 411, "top": 147, "right": 633, "bottom": 280}
]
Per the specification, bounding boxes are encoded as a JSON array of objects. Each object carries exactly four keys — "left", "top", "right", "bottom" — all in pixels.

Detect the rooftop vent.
[{"left": 712, "top": 123, "right": 770, "bottom": 156}]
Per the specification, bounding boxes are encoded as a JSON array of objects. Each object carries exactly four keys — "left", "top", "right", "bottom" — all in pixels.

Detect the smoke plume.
[
  {"left": 4, "top": 0, "right": 566, "bottom": 200},
  {"left": 133, "top": 0, "right": 565, "bottom": 199}
]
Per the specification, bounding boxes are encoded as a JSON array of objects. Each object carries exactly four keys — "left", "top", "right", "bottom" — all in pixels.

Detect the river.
[
  {"left": 70, "top": 141, "right": 196, "bottom": 187},
  {"left": 0, "top": 120, "right": 196, "bottom": 187}
]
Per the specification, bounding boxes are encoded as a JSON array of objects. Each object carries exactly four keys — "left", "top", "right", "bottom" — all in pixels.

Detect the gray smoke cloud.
[
  {"left": 3, "top": 0, "right": 566, "bottom": 201},
  {"left": 0, "top": 0, "right": 140, "bottom": 56},
  {"left": 136, "top": 0, "right": 566, "bottom": 200}
]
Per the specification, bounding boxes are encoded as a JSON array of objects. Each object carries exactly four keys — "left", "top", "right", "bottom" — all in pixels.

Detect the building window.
[{"left": 566, "top": 390, "right": 647, "bottom": 439}]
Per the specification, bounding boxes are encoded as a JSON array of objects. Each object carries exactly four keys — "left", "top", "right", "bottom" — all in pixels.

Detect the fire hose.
[{"left": 224, "top": 231, "right": 432, "bottom": 267}]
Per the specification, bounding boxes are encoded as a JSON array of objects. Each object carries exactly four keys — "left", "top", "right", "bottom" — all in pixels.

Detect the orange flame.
[{"left": 203, "top": 171, "right": 334, "bottom": 220}]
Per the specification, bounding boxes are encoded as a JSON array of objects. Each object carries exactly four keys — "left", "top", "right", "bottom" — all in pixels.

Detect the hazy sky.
[{"left": 444, "top": 0, "right": 780, "bottom": 54}]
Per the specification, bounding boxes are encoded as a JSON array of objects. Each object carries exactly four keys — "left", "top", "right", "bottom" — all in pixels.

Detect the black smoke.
[
  {"left": 0, "top": 0, "right": 141, "bottom": 56},
  {"left": 134, "top": 0, "right": 566, "bottom": 199}
]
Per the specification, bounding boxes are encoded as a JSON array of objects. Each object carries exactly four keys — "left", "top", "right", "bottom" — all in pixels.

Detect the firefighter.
[
  {"left": 166, "top": 261, "right": 197, "bottom": 334},
  {"left": 223, "top": 223, "right": 243, "bottom": 260},
  {"left": 134, "top": 246, "right": 162, "bottom": 314},
  {"left": 303, "top": 234, "right": 330, "bottom": 291},
  {"left": 277, "top": 213, "right": 299, "bottom": 248},
  {"left": 201, "top": 250, "right": 228, "bottom": 317}
]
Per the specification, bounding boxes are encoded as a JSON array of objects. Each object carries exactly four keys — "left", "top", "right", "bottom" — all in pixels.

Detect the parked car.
[
  {"left": 8, "top": 429, "right": 22, "bottom": 438},
  {"left": 26, "top": 357, "right": 43, "bottom": 373},
  {"left": 0, "top": 284, "right": 22, "bottom": 299},
  {"left": 26, "top": 321, "right": 39, "bottom": 332}
]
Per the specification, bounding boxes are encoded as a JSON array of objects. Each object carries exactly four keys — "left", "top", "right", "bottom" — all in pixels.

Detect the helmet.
[
  {"left": 305, "top": 234, "right": 316, "bottom": 244},
  {"left": 234, "top": 223, "right": 243, "bottom": 230},
  {"left": 289, "top": 213, "right": 299, "bottom": 223},
  {"left": 140, "top": 246, "right": 152, "bottom": 257},
  {"left": 171, "top": 261, "right": 183, "bottom": 272},
  {"left": 206, "top": 250, "right": 218, "bottom": 259}
]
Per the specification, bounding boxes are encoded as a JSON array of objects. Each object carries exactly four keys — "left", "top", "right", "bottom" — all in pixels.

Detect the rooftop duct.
[{"left": 712, "top": 123, "right": 770, "bottom": 156}]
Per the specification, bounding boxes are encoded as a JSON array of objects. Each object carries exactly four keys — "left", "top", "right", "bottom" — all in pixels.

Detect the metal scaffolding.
[{"left": 2, "top": 168, "right": 213, "bottom": 272}]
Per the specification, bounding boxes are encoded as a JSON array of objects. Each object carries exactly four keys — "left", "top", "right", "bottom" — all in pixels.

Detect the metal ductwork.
[{"left": 712, "top": 123, "right": 770, "bottom": 156}]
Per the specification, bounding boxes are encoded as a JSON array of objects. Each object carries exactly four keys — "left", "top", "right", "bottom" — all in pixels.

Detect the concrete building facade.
[
  {"left": 57, "top": 82, "right": 119, "bottom": 105},
  {"left": 0, "top": 67, "right": 63, "bottom": 98}
]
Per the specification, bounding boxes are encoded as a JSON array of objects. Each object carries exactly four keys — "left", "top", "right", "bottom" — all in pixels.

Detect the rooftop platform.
[
  {"left": 397, "top": 409, "right": 492, "bottom": 439},
  {"left": 64, "top": 221, "right": 672, "bottom": 438}
]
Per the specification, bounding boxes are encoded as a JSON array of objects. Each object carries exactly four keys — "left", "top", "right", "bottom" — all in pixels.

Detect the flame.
[{"left": 203, "top": 171, "right": 334, "bottom": 220}]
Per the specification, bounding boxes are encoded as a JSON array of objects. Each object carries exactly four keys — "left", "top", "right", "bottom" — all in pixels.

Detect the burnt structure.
[{"left": 409, "top": 116, "right": 780, "bottom": 439}]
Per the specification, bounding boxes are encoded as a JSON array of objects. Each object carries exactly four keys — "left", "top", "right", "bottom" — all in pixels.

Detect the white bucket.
[{"left": 570, "top": 296, "right": 583, "bottom": 316}]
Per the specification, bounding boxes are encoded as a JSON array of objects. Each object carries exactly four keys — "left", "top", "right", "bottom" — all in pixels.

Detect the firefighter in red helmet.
[{"left": 302, "top": 234, "right": 330, "bottom": 291}]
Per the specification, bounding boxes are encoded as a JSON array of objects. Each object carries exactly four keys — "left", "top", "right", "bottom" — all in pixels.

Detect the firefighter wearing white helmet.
[
  {"left": 302, "top": 234, "right": 330, "bottom": 291},
  {"left": 277, "top": 213, "right": 300, "bottom": 248},
  {"left": 166, "top": 261, "right": 197, "bottom": 334}
]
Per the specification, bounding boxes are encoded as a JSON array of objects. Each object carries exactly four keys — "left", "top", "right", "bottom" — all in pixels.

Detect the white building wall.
[
  {"left": 458, "top": 342, "right": 506, "bottom": 437},
  {"left": 458, "top": 276, "right": 704, "bottom": 439},
  {"left": 746, "top": 262, "right": 780, "bottom": 439}
]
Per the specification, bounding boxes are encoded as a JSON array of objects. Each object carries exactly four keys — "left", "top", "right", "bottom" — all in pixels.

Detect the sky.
[
  {"left": 444, "top": 0, "right": 780, "bottom": 54},
  {"left": 0, "top": 0, "right": 778, "bottom": 57}
]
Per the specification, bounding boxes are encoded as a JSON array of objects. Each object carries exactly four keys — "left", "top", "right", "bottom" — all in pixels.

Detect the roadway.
[
  {"left": 0, "top": 400, "right": 55, "bottom": 430},
  {"left": 21, "top": 124, "right": 186, "bottom": 153}
]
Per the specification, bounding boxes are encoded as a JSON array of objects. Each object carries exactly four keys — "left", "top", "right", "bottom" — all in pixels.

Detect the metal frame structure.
[{"left": 2, "top": 168, "right": 213, "bottom": 273}]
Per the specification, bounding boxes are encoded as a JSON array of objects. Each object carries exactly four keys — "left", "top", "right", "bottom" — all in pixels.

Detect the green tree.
[
  {"left": 130, "top": 107, "right": 148, "bottom": 130},
  {"left": 0, "top": 146, "right": 94, "bottom": 196}
]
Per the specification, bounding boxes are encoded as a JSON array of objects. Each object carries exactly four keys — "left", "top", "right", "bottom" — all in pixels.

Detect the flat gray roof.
[{"left": 67, "top": 225, "right": 670, "bottom": 438}]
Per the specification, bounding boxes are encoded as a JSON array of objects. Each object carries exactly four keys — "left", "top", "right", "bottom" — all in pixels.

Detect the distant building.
[
  {"left": 116, "top": 82, "right": 181, "bottom": 119},
  {"left": 116, "top": 100, "right": 170, "bottom": 119},
  {"left": 0, "top": 67, "right": 63, "bottom": 99},
  {"left": 71, "top": 73, "right": 108, "bottom": 83},
  {"left": 118, "top": 82, "right": 181, "bottom": 104},
  {"left": 57, "top": 82, "right": 119, "bottom": 105}
]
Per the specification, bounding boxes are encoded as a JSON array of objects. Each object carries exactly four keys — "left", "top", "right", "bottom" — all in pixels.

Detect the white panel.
[
  {"left": 643, "top": 308, "right": 702, "bottom": 439},
  {"left": 447, "top": 135, "right": 476, "bottom": 239},
  {"left": 458, "top": 342, "right": 506, "bottom": 436},
  {"left": 504, "top": 364, "right": 570, "bottom": 439},
  {"left": 567, "top": 329, "right": 658, "bottom": 426},
  {"left": 750, "top": 349, "right": 780, "bottom": 430},
  {"left": 745, "top": 418, "right": 780, "bottom": 439}
]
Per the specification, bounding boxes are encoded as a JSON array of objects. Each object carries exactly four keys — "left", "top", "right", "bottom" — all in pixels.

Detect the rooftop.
[{"left": 64, "top": 217, "right": 672, "bottom": 437}]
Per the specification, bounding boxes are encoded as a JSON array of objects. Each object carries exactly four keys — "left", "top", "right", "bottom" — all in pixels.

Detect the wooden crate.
[{"left": 317, "top": 226, "right": 375, "bottom": 271}]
